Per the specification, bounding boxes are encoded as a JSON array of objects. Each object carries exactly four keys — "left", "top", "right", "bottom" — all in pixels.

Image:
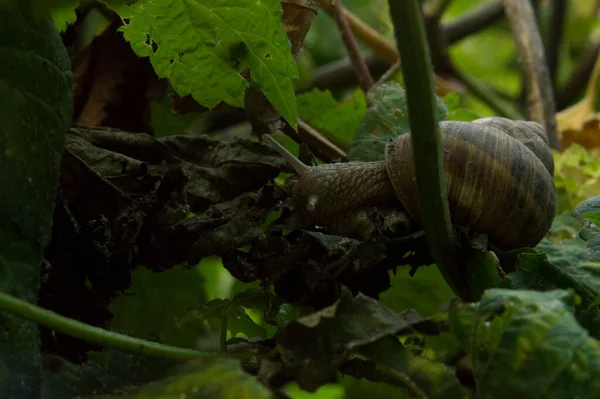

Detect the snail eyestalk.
[
  {"left": 306, "top": 195, "right": 319, "bottom": 211},
  {"left": 261, "top": 134, "right": 309, "bottom": 176}
]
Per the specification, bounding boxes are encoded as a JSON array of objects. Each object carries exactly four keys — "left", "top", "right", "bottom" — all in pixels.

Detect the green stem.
[
  {"left": 0, "top": 292, "right": 209, "bottom": 360},
  {"left": 220, "top": 316, "right": 228, "bottom": 353},
  {"left": 387, "top": 0, "right": 472, "bottom": 301}
]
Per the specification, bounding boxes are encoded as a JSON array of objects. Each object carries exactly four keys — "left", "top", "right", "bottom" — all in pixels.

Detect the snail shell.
[
  {"left": 385, "top": 117, "right": 556, "bottom": 250},
  {"left": 262, "top": 117, "right": 557, "bottom": 250}
]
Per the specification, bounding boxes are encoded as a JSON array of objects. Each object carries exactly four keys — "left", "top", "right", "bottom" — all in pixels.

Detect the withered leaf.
[{"left": 281, "top": 0, "right": 322, "bottom": 56}]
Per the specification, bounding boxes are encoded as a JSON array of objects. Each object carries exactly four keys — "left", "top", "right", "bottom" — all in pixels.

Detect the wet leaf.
[
  {"left": 348, "top": 82, "right": 448, "bottom": 161},
  {"left": 275, "top": 288, "right": 438, "bottom": 392},
  {"left": 66, "top": 126, "right": 285, "bottom": 212},
  {"left": 297, "top": 88, "right": 367, "bottom": 148},
  {"left": 449, "top": 289, "right": 600, "bottom": 399},
  {"left": 0, "top": 2, "right": 73, "bottom": 397},
  {"left": 112, "top": 0, "right": 299, "bottom": 128}
]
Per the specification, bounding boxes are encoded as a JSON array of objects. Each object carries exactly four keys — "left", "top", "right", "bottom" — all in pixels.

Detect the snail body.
[{"left": 264, "top": 117, "right": 556, "bottom": 251}]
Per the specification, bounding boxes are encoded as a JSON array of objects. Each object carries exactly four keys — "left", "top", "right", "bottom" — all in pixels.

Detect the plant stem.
[
  {"left": 386, "top": 0, "right": 471, "bottom": 301},
  {"left": 502, "top": 0, "right": 560, "bottom": 149},
  {"left": 0, "top": 292, "right": 208, "bottom": 360},
  {"left": 331, "top": 0, "right": 374, "bottom": 92},
  {"left": 220, "top": 316, "right": 228, "bottom": 353}
]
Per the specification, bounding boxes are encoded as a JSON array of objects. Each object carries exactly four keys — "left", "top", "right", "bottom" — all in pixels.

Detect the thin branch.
[
  {"left": 372, "top": 60, "right": 401, "bottom": 90},
  {"left": 320, "top": 0, "right": 456, "bottom": 95},
  {"left": 557, "top": 41, "right": 600, "bottom": 110},
  {"left": 547, "top": 0, "right": 567, "bottom": 92},
  {"left": 322, "top": 0, "right": 398, "bottom": 64},
  {"left": 306, "top": 51, "right": 390, "bottom": 93},
  {"left": 502, "top": 0, "right": 560, "bottom": 150},
  {"left": 453, "top": 68, "right": 524, "bottom": 120},
  {"left": 443, "top": 0, "right": 541, "bottom": 44},
  {"left": 281, "top": 119, "right": 348, "bottom": 163},
  {"left": 331, "top": 0, "right": 374, "bottom": 92},
  {"left": 443, "top": 0, "right": 504, "bottom": 44},
  {"left": 387, "top": 0, "right": 472, "bottom": 301},
  {"left": 0, "top": 292, "right": 209, "bottom": 360}
]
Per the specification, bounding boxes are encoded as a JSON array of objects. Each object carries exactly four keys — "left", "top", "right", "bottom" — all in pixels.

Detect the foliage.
[
  {"left": 111, "top": 0, "right": 299, "bottom": 128},
  {"left": 0, "top": 1, "right": 72, "bottom": 397},
  {"left": 450, "top": 289, "right": 600, "bottom": 399},
  {"left": 3, "top": 0, "right": 600, "bottom": 399}
]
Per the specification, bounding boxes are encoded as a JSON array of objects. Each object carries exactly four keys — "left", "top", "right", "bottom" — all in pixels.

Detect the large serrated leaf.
[
  {"left": 0, "top": 2, "right": 72, "bottom": 398},
  {"left": 449, "top": 289, "right": 600, "bottom": 399},
  {"left": 113, "top": 0, "right": 299, "bottom": 128},
  {"left": 275, "top": 288, "right": 442, "bottom": 392},
  {"left": 505, "top": 214, "right": 600, "bottom": 306},
  {"left": 83, "top": 358, "right": 273, "bottom": 399}
]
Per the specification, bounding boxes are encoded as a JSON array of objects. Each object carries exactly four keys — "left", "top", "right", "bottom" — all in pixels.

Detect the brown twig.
[
  {"left": 372, "top": 60, "right": 401, "bottom": 89},
  {"left": 331, "top": 0, "right": 374, "bottom": 92},
  {"left": 502, "top": 0, "right": 560, "bottom": 149},
  {"left": 557, "top": 41, "right": 600, "bottom": 110},
  {"left": 322, "top": 1, "right": 398, "bottom": 64},
  {"left": 281, "top": 120, "right": 347, "bottom": 163}
]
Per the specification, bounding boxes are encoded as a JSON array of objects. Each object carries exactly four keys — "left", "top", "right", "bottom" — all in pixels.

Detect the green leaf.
[
  {"left": 574, "top": 196, "right": 600, "bottom": 227},
  {"left": 113, "top": 0, "right": 299, "bottom": 128},
  {"left": 0, "top": 2, "right": 72, "bottom": 397},
  {"left": 108, "top": 265, "right": 209, "bottom": 348},
  {"left": 84, "top": 358, "right": 273, "bottom": 399},
  {"left": 449, "top": 289, "right": 600, "bottom": 399},
  {"left": 553, "top": 144, "right": 600, "bottom": 214},
  {"left": 444, "top": 92, "right": 481, "bottom": 122},
  {"left": 50, "top": 1, "right": 78, "bottom": 32},
  {"left": 149, "top": 98, "right": 201, "bottom": 138},
  {"left": 504, "top": 215, "right": 600, "bottom": 306},
  {"left": 348, "top": 82, "right": 448, "bottom": 161},
  {"left": 42, "top": 351, "right": 181, "bottom": 398},
  {"left": 275, "top": 288, "right": 438, "bottom": 392},
  {"left": 179, "top": 288, "right": 269, "bottom": 340},
  {"left": 296, "top": 89, "right": 367, "bottom": 148}
]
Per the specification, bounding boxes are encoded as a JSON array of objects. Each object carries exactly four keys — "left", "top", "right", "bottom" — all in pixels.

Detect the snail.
[{"left": 262, "top": 117, "right": 557, "bottom": 251}]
